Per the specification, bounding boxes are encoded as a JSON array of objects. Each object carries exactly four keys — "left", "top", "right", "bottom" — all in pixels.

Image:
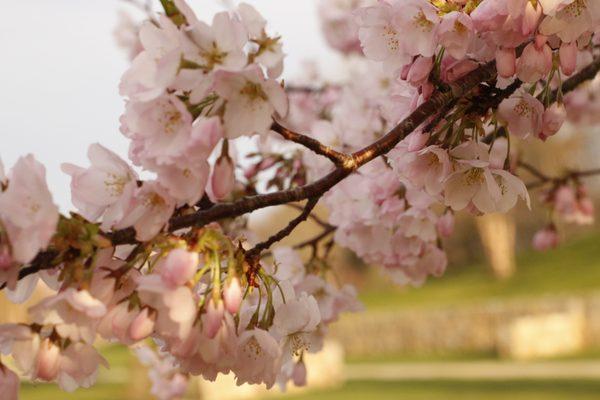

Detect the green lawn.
[
  {"left": 359, "top": 232, "right": 600, "bottom": 310},
  {"left": 272, "top": 380, "right": 600, "bottom": 400}
]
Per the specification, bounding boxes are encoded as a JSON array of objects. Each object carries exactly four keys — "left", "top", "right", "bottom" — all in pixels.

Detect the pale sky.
[{"left": 0, "top": 0, "right": 342, "bottom": 211}]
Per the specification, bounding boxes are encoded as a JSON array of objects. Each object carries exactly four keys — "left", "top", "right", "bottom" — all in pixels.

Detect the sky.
[{"left": 0, "top": 0, "right": 341, "bottom": 211}]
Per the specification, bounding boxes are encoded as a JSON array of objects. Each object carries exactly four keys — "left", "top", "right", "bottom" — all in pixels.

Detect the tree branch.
[
  {"left": 9, "top": 57, "right": 600, "bottom": 286},
  {"left": 271, "top": 120, "right": 348, "bottom": 166},
  {"left": 245, "top": 197, "right": 321, "bottom": 259}
]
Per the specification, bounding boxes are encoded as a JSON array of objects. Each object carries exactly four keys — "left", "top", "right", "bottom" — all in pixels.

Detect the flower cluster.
[{"left": 1, "top": 0, "right": 600, "bottom": 398}]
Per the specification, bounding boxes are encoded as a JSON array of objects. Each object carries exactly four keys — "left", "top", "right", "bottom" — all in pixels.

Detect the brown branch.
[
  {"left": 518, "top": 161, "right": 552, "bottom": 181},
  {"left": 292, "top": 225, "right": 336, "bottom": 252},
  {"left": 9, "top": 57, "right": 600, "bottom": 286},
  {"left": 285, "top": 203, "right": 333, "bottom": 229},
  {"left": 271, "top": 120, "right": 348, "bottom": 166},
  {"left": 525, "top": 167, "right": 600, "bottom": 189},
  {"left": 246, "top": 197, "right": 321, "bottom": 259}
]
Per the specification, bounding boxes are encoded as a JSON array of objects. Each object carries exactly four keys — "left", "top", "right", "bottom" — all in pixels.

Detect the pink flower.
[
  {"left": 539, "top": 0, "right": 600, "bottom": 43},
  {"left": 532, "top": 226, "right": 560, "bottom": 251},
  {"left": 177, "top": 7, "right": 247, "bottom": 74},
  {"left": 273, "top": 292, "right": 321, "bottom": 364},
  {"left": 120, "top": 15, "right": 183, "bottom": 101},
  {"left": 516, "top": 40, "right": 553, "bottom": 83},
  {"left": 233, "top": 328, "right": 281, "bottom": 389},
  {"left": 29, "top": 288, "right": 108, "bottom": 344},
  {"left": 57, "top": 342, "right": 108, "bottom": 391},
  {"left": 498, "top": 92, "right": 545, "bottom": 138},
  {"left": 121, "top": 94, "right": 196, "bottom": 165},
  {"left": 0, "top": 364, "right": 19, "bottom": 400},
  {"left": 62, "top": 144, "right": 137, "bottom": 230},
  {"left": 437, "top": 211, "right": 455, "bottom": 238},
  {"left": 471, "top": 0, "right": 509, "bottom": 32},
  {"left": 159, "top": 249, "right": 199, "bottom": 288},
  {"left": 272, "top": 246, "right": 306, "bottom": 285},
  {"left": 128, "top": 308, "right": 156, "bottom": 342},
  {"left": 215, "top": 67, "right": 288, "bottom": 138},
  {"left": 0, "top": 155, "right": 59, "bottom": 264},
  {"left": 355, "top": 0, "right": 439, "bottom": 71},
  {"left": 116, "top": 181, "right": 176, "bottom": 242},
  {"left": 540, "top": 103, "right": 567, "bottom": 140},
  {"left": 318, "top": 0, "right": 365, "bottom": 54},
  {"left": 137, "top": 275, "right": 197, "bottom": 340},
  {"left": 389, "top": 144, "right": 452, "bottom": 196},
  {"left": 437, "top": 12, "right": 474, "bottom": 60},
  {"left": 443, "top": 141, "right": 530, "bottom": 214},
  {"left": 113, "top": 10, "right": 143, "bottom": 61},
  {"left": 202, "top": 299, "right": 224, "bottom": 339}
]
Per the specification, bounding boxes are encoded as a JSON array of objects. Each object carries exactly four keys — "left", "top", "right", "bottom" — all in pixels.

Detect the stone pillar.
[{"left": 476, "top": 213, "right": 516, "bottom": 280}]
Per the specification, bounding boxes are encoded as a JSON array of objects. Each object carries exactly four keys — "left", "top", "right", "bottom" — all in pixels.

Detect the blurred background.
[{"left": 2, "top": 1, "right": 600, "bottom": 399}]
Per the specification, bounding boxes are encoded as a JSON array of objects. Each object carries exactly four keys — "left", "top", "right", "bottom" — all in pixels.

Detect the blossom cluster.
[{"left": 1, "top": 0, "right": 600, "bottom": 398}]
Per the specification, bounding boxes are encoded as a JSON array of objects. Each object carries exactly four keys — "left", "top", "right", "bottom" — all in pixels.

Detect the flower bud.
[
  {"left": 202, "top": 299, "right": 224, "bottom": 339},
  {"left": 540, "top": 103, "right": 567, "bottom": 140},
  {"left": 0, "top": 248, "right": 12, "bottom": 270},
  {"left": 211, "top": 155, "right": 235, "bottom": 201},
  {"left": 559, "top": 42, "right": 578, "bottom": 76},
  {"left": 128, "top": 308, "right": 156, "bottom": 341},
  {"left": 160, "top": 249, "right": 199, "bottom": 288},
  {"left": 496, "top": 47, "right": 516, "bottom": 78},
  {"left": 35, "top": 339, "right": 61, "bottom": 381},
  {"left": 437, "top": 212, "right": 455, "bottom": 238},
  {"left": 0, "top": 364, "right": 19, "bottom": 400},
  {"left": 292, "top": 361, "right": 307, "bottom": 387},
  {"left": 532, "top": 227, "right": 559, "bottom": 251},
  {"left": 223, "top": 277, "right": 243, "bottom": 314}
]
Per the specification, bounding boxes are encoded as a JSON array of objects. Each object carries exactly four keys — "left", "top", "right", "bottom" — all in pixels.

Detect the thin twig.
[
  {"left": 246, "top": 197, "right": 321, "bottom": 259},
  {"left": 271, "top": 120, "right": 348, "bottom": 166},
  {"left": 285, "top": 203, "right": 333, "bottom": 229}
]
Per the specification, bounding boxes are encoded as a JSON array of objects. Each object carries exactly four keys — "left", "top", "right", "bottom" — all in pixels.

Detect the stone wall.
[{"left": 331, "top": 293, "right": 600, "bottom": 359}]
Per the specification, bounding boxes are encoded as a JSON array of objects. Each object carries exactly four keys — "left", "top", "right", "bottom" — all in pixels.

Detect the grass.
[
  {"left": 271, "top": 380, "right": 600, "bottom": 400},
  {"left": 359, "top": 232, "right": 600, "bottom": 310}
]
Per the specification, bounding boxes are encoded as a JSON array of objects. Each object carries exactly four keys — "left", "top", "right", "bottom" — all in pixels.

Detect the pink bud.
[
  {"left": 540, "top": 103, "right": 567, "bottom": 140},
  {"left": 160, "top": 249, "right": 199, "bottom": 288},
  {"left": 0, "top": 248, "right": 12, "bottom": 270},
  {"left": 0, "top": 364, "right": 20, "bottom": 400},
  {"left": 578, "top": 196, "right": 595, "bottom": 217},
  {"left": 292, "top": 361, "right": 307, "bottom": 387},
  {"left": 532, "top": 227, "right": 559, "bottom": 251},
  {"left": 421, "top": 81, "right": 435, "bottom": 101},
  {"left": 559, "top": 42, "right": 578, "bottom": 76},
  {"left": 223, "top": 278, "right": 243, "bottom": 314},
  {"left": 406, "top": 131, "right": 430, "bottom": 152},
  {"left": 35, "top": 339, "right": 61, "bottom": 381},
  {"left": 407, "top": 57, "right": 433, "bottom": 87},
  {"left": 211, "top": 156, "right": 235, "bottom": 201},
  {"left": 496, "top": 47, "right": 516, "bottom": 78},
  {"left": 202, "top": 299, "right": 224, "bottom": 339},
  {"left": 517, "top": 42, "right": 552, "bottom": 83},
  {"left": 437, "top": 212, "right": 455, "bottom": 238},
  {"left": 554, "top": 185, "right": 577, "bottom": 214},
  {"left": 128, "top": 308, "right": 156, "bottom": 341},
  {"left": 522, "top": 4, "right": 542, "bottom": 36}
]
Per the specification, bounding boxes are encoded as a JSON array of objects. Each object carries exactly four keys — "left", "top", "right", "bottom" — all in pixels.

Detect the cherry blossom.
[
  {"left": 0, "top": 155, "right": 59, "bottom": 265},
  {"left": 62, "top": 144, "right": 137, "bottom": 230}
]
